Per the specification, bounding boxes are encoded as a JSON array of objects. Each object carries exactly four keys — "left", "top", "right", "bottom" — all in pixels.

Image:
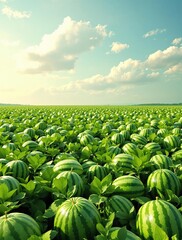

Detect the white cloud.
[
  {"left": 2, "top": 6, "right": 31, "bottom": 19},
  {"left": 147, "top": 46, "right": 182, "bottom": 69},
  {"left": 55, "top": 45, "right": 182, "bottom": 94},
  {"left": 0, "top": 39, "right": 20, "bottom": 47},
  {"left": 143, "top": 28, "right": 166, "bottom": 38},
  {"left": 172, "top": 38, "right": 182, "bottom": 45},
  {"left": 165, "top": 63, "right": 182, "bottom": 74},
  {"left": 111, "top": 42, "right": 129, "bottom": 53},
  {"left": 17, "top": 16, "right": 110, "bottom": 73}
]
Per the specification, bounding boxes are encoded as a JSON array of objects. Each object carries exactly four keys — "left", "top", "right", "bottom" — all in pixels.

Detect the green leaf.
[
  {"left": 96, "top": 223, "right": 107, "bottom": 236},
  {"left": 27, "top": 155, "right": 46, "bottom": 171},
  {"left": 95, "top": 236, "right": 107, "bottom": 240},
  {"left": 109, "top": 227, "right": 127, "bottom": 240},
  {"left": 101, "top": 174, "right": 112, "bottom": 188},
  {"left": 105, "top": 213, "right": 115, "bottom": 230},
  {"left": 132, "top": 196, "right": 151, "bottom": 205},
  {"left": 21, "top": 180, "right": 36, "bottom": 194},
  {"left": 132, "top": 156, "right": 143, "bottom": 169},
  {"left": 42, "top": 230, "right": 58, "bottom": 240},
  {"left": 0, "top": 183, "right": 17, "bottom": 201},
  {"left": 89, "top": 194, "right": 102, "bottom": 205},
  {"left": 90, "top": 177, "right": 102, "bottom": 195},
  {"left": 53, "top": 177, "right": 67, "bottom": 194},
  {"left": 27, "top": 236, "right": 41, "bottom": 240}
]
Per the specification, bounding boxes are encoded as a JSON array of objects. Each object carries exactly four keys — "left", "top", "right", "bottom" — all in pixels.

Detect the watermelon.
[
  {"left": 130, "top": 134, "right": 147, "bottom": 146},
  {"left": 163, "top": 135, "right": 181, "bottom": 151},
  {"left": 23, "top": 128, "right": 35, "bottom": 139},
  {"left": 52, "top": 170, "right": 84, "bottom": 197},
  {"left": 122, "top": 143, "right": 139, "bottom": 156},
  {"left": 107, "top": 195, "right": 136, "bottom": 226},
  {"left": 147, "top": 169, "right": 181, "bottom": 197},
  {"left": 113, "top": 175, "right": 144, "bottom": 198},
  {"left": 22, "top": 140, "right": 39, "bottom": 150},
  {"left": 54, "top": 197, "right": 101, "bottom": 240},
  {"left": 0, "top": 212, "right": 41, "bottom": 240},
  {"left": 80, "top": 134, "right": 94, "bottom": 146},
  {"left": 136, "top": 199, "right": 182, "bottom": 239},
  {"left": 5, "top": 160, "right": 29, "bottom": 180},
  {"left": 82, "top": 160, "right": 97, "bottom": 173},
  {"left": 87, "top": 164, "right": 108, "bottom": 182},
  {"left": 150, "top": 154, "right": 173, "bottom": 170},
  {"left": 112, "top": 153, "right": 134, "bottom": 173},
  {"left": 111, "top": 133, "right": 125, "bottom": 145},
  {"left": 0, "top": 175, "right": 20, "bottom": 193},
  {"left": 120, "top": 130, "right": 130, "bottom": 140},
  {"left": 157, "top": 128, "right": 168, "bottom": 137},
  {"left": 53, "top": 159, "right": 83, "bottom": 175},
  {"left": 143, "top": 142, "right": 161, "bottom": 155}
]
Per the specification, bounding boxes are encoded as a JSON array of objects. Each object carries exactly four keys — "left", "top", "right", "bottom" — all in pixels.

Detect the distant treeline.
[{"left": 136, "top": 103, "right": 182, "bottom": 106}]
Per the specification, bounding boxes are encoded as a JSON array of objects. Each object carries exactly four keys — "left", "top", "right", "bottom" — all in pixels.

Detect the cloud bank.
[
  {"left": 56, "top": 45, "right": 182, "bottom": 94},
  {"left": 2, "top": 6, "right": 31, "bottom": 19},
  {"left": 17, "top": 16, "right": 111, "bottom": 73}
]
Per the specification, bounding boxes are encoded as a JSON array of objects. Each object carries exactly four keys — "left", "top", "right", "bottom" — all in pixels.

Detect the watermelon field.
[{"left": 0, "top": 105, "right": 182, "bottom": 240}]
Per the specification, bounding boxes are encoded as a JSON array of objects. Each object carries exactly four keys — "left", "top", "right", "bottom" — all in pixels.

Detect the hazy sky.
[{"left": 0, "top": 0, "right": 182, "bottom": 105}]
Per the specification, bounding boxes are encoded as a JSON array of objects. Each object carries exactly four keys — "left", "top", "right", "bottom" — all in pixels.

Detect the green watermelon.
[
  {"left": 54, "top": 197, "right": 101, "bottom": 240},
  {"left": 0, "top": 212, "right": 41, "bottom": 240},
  {"left": 136, "top": 199, "right": 182, "bottom": 239}
]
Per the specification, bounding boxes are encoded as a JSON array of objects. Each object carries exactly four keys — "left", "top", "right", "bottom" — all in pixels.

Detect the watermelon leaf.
[{"left": 0, "top": 183, "right": 17, "bottom": 202}]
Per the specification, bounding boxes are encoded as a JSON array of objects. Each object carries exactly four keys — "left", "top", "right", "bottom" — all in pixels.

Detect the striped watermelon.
[
  {"left": 172, "top": 149, "right": 182, "bottom": 162},
  {"left": 126, "top": 123, "right": 137, "bottom": 133},
  {"left": 35, "top": 121, "right": 47, "bottom": 130},
  {"left": 55, "top": 153, "right": 76, "bottom": 162},
  {"left": 150, "top": 119, "right": 158, "bottom": 128},
  {"left": 107, "top": 195, "right": 136, "bottom": 226},
  {"left": 120, "top": 130, "right": 130, "bottom": 140},
  {"left": 113, "top": 175, "right": 144, "bottom": 198},
  {"left": 143, "top": 142, "right": 161, "bottom": 155},
  {"left": 52, "top": 171, "right": 84, "bottom": 197},
  {"left": 147, "top": 169, "right": 181, "bottom": 197},
  {"left": 112, "top": 153, "right": 134, "bottom": 172},
  {"left": 2, "top": 142, "right": 16, "bottom": 151},
  {"left": 54, "top": 197, "right": 101, "bottom": 240},
  {"left": 139, "top": 128, "right": 154, "bottom": 138},
  {"left": 82, "top": 160, "right": 97, "bottom": 173},
  {"left": 108, "top": 146, "right": 121, "bottom": 156},
  {"left": 0, "top": 158, "right": 9, "bottom": 165},
  {"left": 122, "top": 143, "right": 139, "bottom": 156},
  {"left": 5, "top": 160, "right": 29, "bottom": 180},
  {"left": 136, "top": 199, "right": 182, "bottom": 239},
  {"left": 150, "top": 154, "right": 173, "bottom": 170},
  {"left": 23, "top": 128, "right": 35, "bottom": 139},
  {"left": 87, "top": 164, "right": 108, "bottom": 182},
  {"left": 22, "top": 140, "right": 39, "bottom": 150},
  {"left": 130, "top": 134, "right": 147, "bottom": 146},
  {"left": 0, "top": 176, "right": 20, "bottom": 193},
  {"left": 53, "top": 159, "right": 83, "bottom": 175},
  {"left": 163, "top": 135, "right": 181, "bottom": 151},
  {"left": 111, "top": 133, "right": 125, "bottom": 145},
  {"left": 172, "top": 127, "right": 181, "bottom": 136},
  {"left": 157, "top": 128, "right": 168, "bottom": 137},
  {"left": 80, "top": 134, "right": 94, "bottom": 146},
  {"left": 0, "top": 212, "right": 41, "bottom": 240}
]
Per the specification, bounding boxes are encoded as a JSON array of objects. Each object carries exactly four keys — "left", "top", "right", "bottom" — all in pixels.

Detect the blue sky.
[{"left": 0, "top": 0, "right": 182, "bottom": 105}]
